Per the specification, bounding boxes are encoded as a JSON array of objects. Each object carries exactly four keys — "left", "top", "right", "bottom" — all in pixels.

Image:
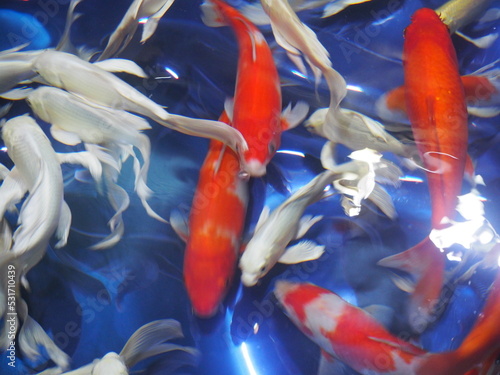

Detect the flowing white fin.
[
  {"left": 295, "top": 214, "right": 323, "bottom": 239},
  {"left": 18, "top": 304, "right": 71, "bottom": 371},
  {"left": 0, "top": 86, "right": 33, "bottom": 100},
  {"left": 367, "top": 184, "right": 397, "bottom": 220},
  {"left": 170, "top": 208, "right": 189, "bottom": 242},
  {"left": 140, "top": 0, "right": 176, "bottom": 43},
  {"left": 93, "top": 58, "right": 148, "bottom": 78},
  {"left": 120, "top": 319, "right": 199, "bottom": 368},
  {"left": 281, "top": 101, "right": 309, "bottom": 130},
  {"left": 278, "top": 240, "right": 325, "bottom": 264},
  {"left": 456, "top": 30, "right": 498, "bottom": 49},
  {"left": 254, "top": 206, "right": 271, "bottom": 233},
  {"left": 55, "top": 201, "right": 72, "bottom": 248},
  {"left": 322, "top": 0, "right": 372, "bottom": 18},
  {"left": 50, "top": 127, "right": 82, "bottom": 146},
  {"left": 58, "top": 151, "right": 103, "bottom": 183}
]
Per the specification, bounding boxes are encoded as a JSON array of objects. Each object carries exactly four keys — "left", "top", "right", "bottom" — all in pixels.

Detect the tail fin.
[{"left": 378, "top": 237, "right": 446, "bottom": 333}]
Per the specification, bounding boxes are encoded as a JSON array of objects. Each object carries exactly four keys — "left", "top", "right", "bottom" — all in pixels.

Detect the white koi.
[
  {"left": 239, "top": 170, "right": 332, "bottom": 287},
  {"left": 36, "top": 319, "right": 199, "bottom": 375},
  {"left": 98, "top": 0, "right": 176, "bottom": 61},
  {"left": 0, "top": 115, "right": 89, "bottom": 370},
  {"left": 257, "top": 0, "right": 410, "bottom": 161},
  {"left": 7, "top": 86, "right": 163, "bottom": 248},
  {"left": 239, "top": 149, "right": 400, "bottom": 287},
  {"left": 437, "top": 0, "right": 498, "bottom": 48},
  {"left": 31, "top": 50, "right": 247, "bottom": 154}
]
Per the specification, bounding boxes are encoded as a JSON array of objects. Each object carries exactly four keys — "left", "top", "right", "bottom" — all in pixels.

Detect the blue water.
[{"left": 0, "top": 0, "right": 499, "bottom": 374}]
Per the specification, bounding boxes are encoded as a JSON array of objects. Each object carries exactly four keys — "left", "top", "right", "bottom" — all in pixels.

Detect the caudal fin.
[{"left": 378, "top": 237, "right": 446, "bottom": 333}]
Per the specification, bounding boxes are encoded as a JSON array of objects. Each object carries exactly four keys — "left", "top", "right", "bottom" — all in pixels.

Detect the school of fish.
[{"left": 0, "top": 0, "right": 499, "bottom": 374}]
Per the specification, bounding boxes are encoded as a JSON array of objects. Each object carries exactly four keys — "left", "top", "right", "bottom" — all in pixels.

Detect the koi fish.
[
  {"left": 275, "top": 278, "right": 500, "bottom": 375},
  {"left": 274, "top": 281, "right": 429, "bottom": 375},
  {"left": 36, "top": 319, "right": 199, "bottom": 375},
  {"left": 257, "top": 0, "right": 411, "bottom": 162},
  {"left": 0, "top": 115, "right": 83, "bottom": 369},
  {"left": 240, "top": 149, "right": 401, "bottom": 287},
  {"left": 378, "top": 8, "right": 469, "bottom": 333},
  {"left": 30, "top": 50, "right": 248, "bottom": 154},
  {"left": 171, "top": 111, "right": 249, "bottom": 318},
  {"left": 2, "top": 85, "right": 164, "bottom": 249},
  {"left": 436, "top": 0, "right": 498, "bottom": 48},
  {"left": 98, "top": 0, "right": 176, "bottom": 61},
  {"left": 376, "top": 70, "right": 500, "bottom": 123},
  {"left": 201, "top": 0, "right": 308, "bottom": 177}
]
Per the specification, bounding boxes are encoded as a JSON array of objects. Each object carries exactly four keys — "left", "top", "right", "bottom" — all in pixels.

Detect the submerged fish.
[
  {"left": 8, "top": 85, "right": 164, "bottom": 249},
  {"left": 378, "top": 8, "right": 469, "bottom": 333},
  {"left": 36, "top": 319, "right": 199, "bottom": 374},
  {"left": 201, "top": 0, "right": 308, "bottom": 177},
  {"left": 0, "top": 115, "right": 74, "bottom": 370},
  {"left": 275, "top": 279, "right": 500, "bottom": 375},
  {"left": 257, "top": 0, "right": 411, "bottom": 162},
  {"left": 171, "top": 111, "right": 249, "bottom": 317},
  {"left": 98, "top": 0, "right": 176, "bottom": 61},
  {"left": 436, "top": 0, "right": 498, "bottom": 48},
  {"left": 240, "top": 149, "right": 400, "bottom": 287},
  {"left": 30, "top": 50, "right": 248, "bottom": 154}
]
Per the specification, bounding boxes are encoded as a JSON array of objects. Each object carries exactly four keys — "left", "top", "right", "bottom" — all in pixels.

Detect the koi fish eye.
[{"left": 268, "top": 142, "right": 277, "bottom": 154}]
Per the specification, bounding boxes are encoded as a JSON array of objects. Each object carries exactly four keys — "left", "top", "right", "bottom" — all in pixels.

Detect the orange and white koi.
[
  {"left": 275, "top": 276, "right": 500, "bottom": 375},
  {"left": 201, "top": 0, "right": 308, "bottom": 177},
  {"left": 171, "top": 111, "right": 248, "bottom": 318},
  {"left": 378, "top": 8, "right": 469, "bottom": 333}
]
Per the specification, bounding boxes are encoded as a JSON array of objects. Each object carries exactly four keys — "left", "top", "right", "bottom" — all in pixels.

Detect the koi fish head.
[
  {"left": 407, "top": 8, "right": 449, "bottom": 37},
  {"left": 239, "top": 236, "right": 281, "bottom": 287},
  {"left": 240, "top": 131, "right": 280, "bottom": 177},
  {"left": 184, "top": 248, "right": 237, "bottom": 318}
]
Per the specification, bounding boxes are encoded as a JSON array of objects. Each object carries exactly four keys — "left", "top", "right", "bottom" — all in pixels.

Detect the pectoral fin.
[
  {"left": 170, "top": 208, "right": 189, "bottom": 242},
  {"left": 93, "top": 58, "right": 148, "bottom": 78},
  {"left": 281, "top": 101, "right": 309, "bottom": 131},
  {"left": 140, "top": 0, "right": 175, "bottom": 43},
  {"left": 278, "top": 240, "right": 325, "bottom": 264},
  {"left": 50, "top": 127, "right": 82, "bottom": 146},
  {"left": 295, "top": 214, "right": 323, "bottom": 239},
  {"left": 54, "top": 200, "right": 71, "bottom": 249}
]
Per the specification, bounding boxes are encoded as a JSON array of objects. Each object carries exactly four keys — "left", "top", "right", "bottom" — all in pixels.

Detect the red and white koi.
[
  {"left": 201, "top": 0, "right": 308, "bottom": 177},
  {"left": 378, "top": 8, "right": 469, "bottom": 333},
  {"left": 171, "top": 111, "right": 249, "bottom": 317},
  {"left": 275, "top": 276, "right": 500, "bottom": 375}
]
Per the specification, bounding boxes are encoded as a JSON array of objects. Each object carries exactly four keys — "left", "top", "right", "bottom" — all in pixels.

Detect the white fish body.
[
  {"left": 32, "top": 50, "right": 247, "bottom": 154},
  {"left": 306, "top": 107, "right": 411, "bottom": 158},
  {"left": 99, "top": 0, "right": 176, "bottom": 61},
  {"left": 239, "top": 171, "right": 335, "bottom": 286},
  {"left": 0, "top": 115, "right": 72, "bottom": 369},
  {"left": 0, "top": 115, "right": 68, "bottom": 254},
  {"left": 23, "top": 86, "right": 164, "bottom": 247},
  {"left": 37, "top": 319, "right": 199, "bottom": 375}
]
